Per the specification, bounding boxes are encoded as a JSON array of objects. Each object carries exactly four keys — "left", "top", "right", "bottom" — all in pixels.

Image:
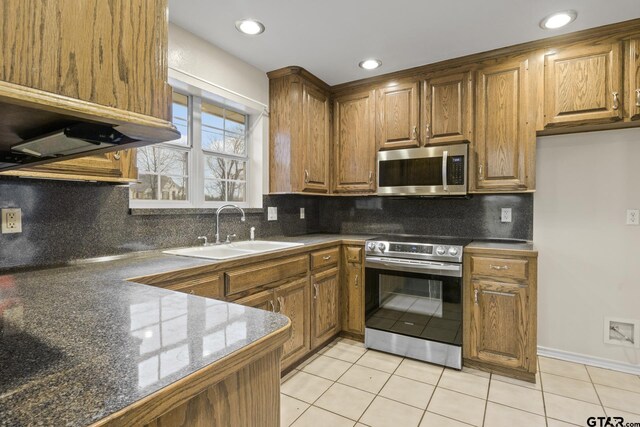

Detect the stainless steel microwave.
[{"left": 377, "top": 143, "right": 468, "bottom": 196}]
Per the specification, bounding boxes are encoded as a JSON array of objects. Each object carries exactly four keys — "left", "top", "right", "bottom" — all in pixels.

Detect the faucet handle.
[
  {"left": 225, "top": 234, "right": 237, "bottom": 243},
  {"left": 197, "top": 236, "right": 208, "bottom": 246}
]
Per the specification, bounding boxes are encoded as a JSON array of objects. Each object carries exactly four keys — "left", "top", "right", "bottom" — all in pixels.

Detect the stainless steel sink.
[{"left": 163, "top": 240, "right": 304, "bottom": 260}]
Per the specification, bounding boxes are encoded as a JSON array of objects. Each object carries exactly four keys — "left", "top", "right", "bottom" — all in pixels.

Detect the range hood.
[{"left": 0, "top": 123, "right": 139, "bottom": 170}]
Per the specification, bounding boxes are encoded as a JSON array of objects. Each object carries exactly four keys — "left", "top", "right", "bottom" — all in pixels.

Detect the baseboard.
[{"left": 538, "top": 346, "right": 640, "bottom": 375}]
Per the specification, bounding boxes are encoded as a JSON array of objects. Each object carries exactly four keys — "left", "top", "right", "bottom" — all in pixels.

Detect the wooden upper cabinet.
[
  {"left": 376, "top": 82, "right": 420, "bottom": 149},
  {"left": 302, "top": 83, "right": 331, "bottom": 191},
  {"left": 627, "top": 38, "right": 640, "bottom": 121},
  {"left": 473, "top": 56, "right": 533, "bottom": 192},
  {"left": 333, "top": 90, "right": 376, "bottom": 193},
  {"left": 422, "top": 72, "right": 473, "bottom": 145},
  {"left": 268, "top": 68, "right": 331, "bottom": 193},
  {"left": 544, "top": 42, "right": 623, "bottom": 127}
]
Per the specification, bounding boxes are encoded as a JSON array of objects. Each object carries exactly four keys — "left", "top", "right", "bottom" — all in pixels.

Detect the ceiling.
[{"left": 168, "top": 0, "right": 640, "bottom": 86}]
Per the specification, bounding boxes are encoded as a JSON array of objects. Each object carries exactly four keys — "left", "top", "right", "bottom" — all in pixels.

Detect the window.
[{"left": 130, "top": 91, "right": 250, "bottom": 207}]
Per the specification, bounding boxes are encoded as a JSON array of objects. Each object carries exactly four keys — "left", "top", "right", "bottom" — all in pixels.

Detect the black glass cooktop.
[{"left": 369, "top": 234, "right": 472, "bottom": 247}]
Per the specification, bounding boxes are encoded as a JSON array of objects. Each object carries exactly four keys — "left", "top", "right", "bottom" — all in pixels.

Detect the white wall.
[
  {"left": 167, "top": 24, "right": 270, "bottom": 206},
  {"left": 534, "top": 128, "right": 640, "bottom": 368}
]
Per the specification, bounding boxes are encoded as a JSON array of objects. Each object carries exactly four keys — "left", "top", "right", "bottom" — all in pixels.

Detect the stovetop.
[{"left": 368, "top": 234, "right": 473, "bottom": 247}]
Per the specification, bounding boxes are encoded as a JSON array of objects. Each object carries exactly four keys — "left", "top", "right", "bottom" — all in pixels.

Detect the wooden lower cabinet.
[
  {"left": 276, "top": 279, "right": 311, "bottom": 368},
  {"left": 311, "top": 267, "right": 341, "bottom": 347},
  {"left": 341, "top": 246, "right": 365, "bottom": 336},
  {"left": 463, "top": 247, "right": 538, "bottom": 382},
  {"left": 235, "top": 289, "right": 274, "bottom": 312}
]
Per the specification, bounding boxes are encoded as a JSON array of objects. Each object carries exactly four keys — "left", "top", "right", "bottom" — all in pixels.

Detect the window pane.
[
  {"left": 171, "top": 92, "right": 189, "bottom": 146},
  {"left": 224, "top": 132, "right": 246, "bottom": 156},
  {"left": 202, "top": 102, "right": 224, "bottom": 130},
  {"left": 227, "top": 181, "right": 245, "bottom": 202},
  {"left": 204, "top": 179, "right": 225, "bottom": 201},
  {"left": 160, "top": 177, "right": 188, "bottom": 201},
  {"left": 137, "top": 147, "right": 188, "bottom": 176},
  {"left": 226, "top": 160, "right": 246, "bottom": 181},
  {"left": 225, "top": 110, "right": 246, "bottom": 135},
  {"left": 202, "top": 127, "right": 224, "bottom": 152},
  {"left": 130, "top": 174, "right": 158, "bottom": 200},
  {"left": 204, "top": 155, "right": 225, "bottom": 180}
]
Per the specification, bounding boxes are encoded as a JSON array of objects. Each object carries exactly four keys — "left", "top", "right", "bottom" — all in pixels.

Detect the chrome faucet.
[{"left": 215, "top": 204, "right": 246, "bottom": 244}]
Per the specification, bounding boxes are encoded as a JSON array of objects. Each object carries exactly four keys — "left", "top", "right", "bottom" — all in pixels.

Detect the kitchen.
[{"left": 1, "top": 1, "right": 639, "bottom": 426}]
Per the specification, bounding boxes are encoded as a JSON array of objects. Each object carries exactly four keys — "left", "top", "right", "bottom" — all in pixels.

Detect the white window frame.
[{"left": 130, "top": 87, "right": 253, "bottom": 209}]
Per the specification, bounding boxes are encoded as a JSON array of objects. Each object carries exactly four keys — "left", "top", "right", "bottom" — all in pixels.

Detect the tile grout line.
[
  {"left": 480, "top": 372, "right": 491, "bottom": 426},
  {"left": 539, "top": 365, "right": 549, "bottom": 427},
  {"left": 585, "top": 363, "right": 609, "bottom": 416},
  {"left": 416, "top": 361, "right": 446, "bottom": 427}
]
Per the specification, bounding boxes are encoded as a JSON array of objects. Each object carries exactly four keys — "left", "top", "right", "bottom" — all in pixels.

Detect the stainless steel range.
[{"left": 364, "top": 235, "right": 471, "bottom": 369}]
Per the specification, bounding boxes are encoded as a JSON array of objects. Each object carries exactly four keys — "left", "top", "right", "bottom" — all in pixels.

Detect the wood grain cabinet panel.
[
  {"left": 468, "top": 280, "right": 530, "bottom": 371},
  {"left": 627, "top": 38, "right": 640, "bottom": 121},
  {"left": 342, "top": 246, "right": 365, "bottom": 336},
  {"left": 333, "top": 90, "right": 376, "bottom": 193},
  {"left": 302, "top": 84, "right": 331, "bottom": 191},
  {"left": 544, "top": 42, "right": 623, "bottom": 127},
  {"left": 275, "top": 278, "right": 311, "bottom": 368},
  {"left": 225, "top": 255, "right": 308, "bottom": 296},
  {"left": 422, "top": 72, "right": 473, "bottom": 145},
  {"left": 310, "top": 247, "right": 340, "bottom": 271},
  {"left": 376, "top": 82, "right": 420, "bottom": 150},
  {"left": 311, "top": 267, "right": 340, "bottom": 347},
  {"left": 470, "top": 256, "right": 529, "bottom": 281},
  {"left": 235, "top": 290, "right": 275, "bottom": 312},
  {"left": 473, "top": 56, "right": 533, "bottom": 192}
]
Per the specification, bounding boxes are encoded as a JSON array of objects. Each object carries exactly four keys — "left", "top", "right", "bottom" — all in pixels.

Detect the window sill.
[{"left": 129, "top": 207, "right": 264, "bottom": 216}]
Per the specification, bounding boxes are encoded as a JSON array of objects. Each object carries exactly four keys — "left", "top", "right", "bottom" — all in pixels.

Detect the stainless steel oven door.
[{"left": 377, "top": 143, "right": 468, "bottom": 196}]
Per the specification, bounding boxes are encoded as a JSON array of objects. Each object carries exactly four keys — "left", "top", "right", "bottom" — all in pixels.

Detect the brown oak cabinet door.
[
  {"left": 474, "top": 57, "right": 532, "bottom": 192},
  {"left": 333, "top": 90, "right": 376, "bottom": 193},
  {"left": 468, "top": 280, "right": 530, "bottom": 371},
  {"left": 311, "top": 267, "right": 340, "bottom": 347},
  {"left": 422, "top": 72, "right": 473, "bottom": 145},
  {"left": 627, "top": 38, "right": 640, "bottom": 121},
  {"left": 235, "top": 290, "right": 275, "bottom": 312},
  {"left": 342, "top": 252, "right": 365, "bottom": 335},
  {"left": 275, "top": 278, "right": 311, "bottom": 368},
  {"left": 544, "top": 42, "right": 623, "bottom": 127},
  {"left": 302, "top": 83, "right": 331, "bottom": 192},
  {"left": 376, "top": 81, "right": 420, "bottom": 150}
]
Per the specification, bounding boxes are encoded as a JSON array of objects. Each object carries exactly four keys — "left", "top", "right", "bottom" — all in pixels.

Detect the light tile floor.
[{"left": 281, "top": 338, "right": 640, "bottom": 427}]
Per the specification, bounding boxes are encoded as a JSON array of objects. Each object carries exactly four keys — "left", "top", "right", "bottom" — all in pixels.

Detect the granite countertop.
[{"left": 0, "top": 233, "right": 372, "bottom": 426}]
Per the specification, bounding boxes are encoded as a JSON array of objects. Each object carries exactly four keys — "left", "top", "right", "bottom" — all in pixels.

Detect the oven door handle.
[{"left": 365, "top": 257, "right": 462, "bottom": 277}]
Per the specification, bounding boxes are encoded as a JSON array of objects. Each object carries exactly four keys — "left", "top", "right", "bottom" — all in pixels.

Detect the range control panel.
[{"left": 365, "top": 240, "right": 464, "bottom": 263}]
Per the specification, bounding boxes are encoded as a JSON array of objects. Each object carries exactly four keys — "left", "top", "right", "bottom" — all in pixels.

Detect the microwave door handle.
[{"left": 442, "top": 150, "right": 448, "bottom": 192}]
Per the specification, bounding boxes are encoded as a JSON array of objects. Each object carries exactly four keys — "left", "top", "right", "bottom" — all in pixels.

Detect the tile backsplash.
[{"left": 0, "top": 177, "right": 532, "bottom": 270}]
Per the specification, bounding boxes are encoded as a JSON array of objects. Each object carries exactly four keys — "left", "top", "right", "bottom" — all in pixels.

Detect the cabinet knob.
[
  {"left": 612, "top": 92, "right": 619, "bottom": 110},
  {"left": 636, "top": 88, "right": 640, "bottom": 107}
]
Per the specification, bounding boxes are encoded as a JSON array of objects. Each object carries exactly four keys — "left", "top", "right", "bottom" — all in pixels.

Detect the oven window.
[{"left": 365, "top": 269, "right": 462, "bottom": 345}]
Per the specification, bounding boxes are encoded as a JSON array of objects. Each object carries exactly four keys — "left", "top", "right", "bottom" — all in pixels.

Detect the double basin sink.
[{"left": 163, "top": 240, "right": 304, "bottom": 260}]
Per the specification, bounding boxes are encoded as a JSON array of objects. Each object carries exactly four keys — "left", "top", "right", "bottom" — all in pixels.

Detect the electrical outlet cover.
[
  {"left": 501, "top": 208, "right": 512, "bottom": 223},
  {"left": 267, "top": 207, "right": 277, "bottom": 221},
  {"left": 2, "top": 208, "right": 22, "bottom": 234},
  {"left": 626, "top": 209, "right": 639, "bottom": 225},
  {"left": 300, "top": 208, "right": 305, "bottom": 219}
]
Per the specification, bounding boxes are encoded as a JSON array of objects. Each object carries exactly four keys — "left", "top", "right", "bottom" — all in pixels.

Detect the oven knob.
[
  {"left": 377, "top": 243, "right": 387, "bottom": 252},
  {"left": 436, "top": 246, "right": 446, "bottom": 256},
  {"left": 367, "top": 242, "right": 376, "bottom": 251},
  {"left": 448, "top": 247, "right": 459, "bottom": 256}
]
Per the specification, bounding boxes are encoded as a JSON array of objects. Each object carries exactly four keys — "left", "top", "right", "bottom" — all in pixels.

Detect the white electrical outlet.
[
  {"left": 1, "top": 208, "right": 22, "bottom": 234},
  {"left": 626, "top": 209, "right": 639, "bottom": 226},
  {"left": 501, "top": 208, "right": 512, "bottom": 223},
  {"left": 267, "top": 207, "right": 277, "bottom": 221},
  {"left": 300, "top": 208, "right": 305, "bottom": 219}
]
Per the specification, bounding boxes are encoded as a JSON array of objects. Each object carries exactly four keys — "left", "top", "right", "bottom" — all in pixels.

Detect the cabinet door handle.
[
  {"left": 474, "top": 289, "right": 478, "bottom": 304},
  {"left": 411, "top": 126, "right": 417, "bottom": 140},
  {"left": 424, "top": 123, "right": 431, "bottom": 144},
  {"left": 113, "top": 151, "right": 121, "bottom": 160},
  {"left": 354, "top": 273, "right": 359, "bottom": 288},
  {"left": 636, "top": 88, "right": 640, "bottom": 107},
  {"left": 368, "top": 171, "right": 373, "bottom": 184},
  {"left": 489, "top": 264, "right": 510, "bottom": 270},
  {"left": 269, "top": 300, "right": 276, "bottom": 312},
  {"left": 478, "top": 164, "right": 484, "bottom": 180},
  {"left": 313, "top": 284, "right": 319, "bottom": 299},
  {"left": 322, "top": 255, "right": 332, "bottom": 261},
  {"left": 277, "top": 297, "right": 284, "bottom": 313},
  {"left": 304, "top": 169, "right": 310, "bottom": 183},
  {"left": 612, "top": 92, "right": 620, "bottom": 110}
]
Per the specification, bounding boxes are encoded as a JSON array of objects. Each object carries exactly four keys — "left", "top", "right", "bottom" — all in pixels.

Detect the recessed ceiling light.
[
  {"left": 359, "top": 59, "right": 382, "bottom": 70},
  {"left": 540, "top": 10, "right": 577, "bottom": 30},
  {"left": 235, "top": 19, "right": 265, "bottom": 35}
]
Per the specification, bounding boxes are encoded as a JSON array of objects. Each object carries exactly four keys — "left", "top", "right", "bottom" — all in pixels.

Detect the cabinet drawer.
[
  {"left": 470, "top": 256, "right": 528, "bottom": 281},
  {"left": 166, "top": 275, "right": 223, "bottom": 299},
  {"left": 345, "top": 246, "right": 363, "bottom": 263},
  {"left": 226, "top": 255, "right": 309, "bottom": 296},
  {"left": 310, "top": 248, "right": 340, "bottom": 270}
]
